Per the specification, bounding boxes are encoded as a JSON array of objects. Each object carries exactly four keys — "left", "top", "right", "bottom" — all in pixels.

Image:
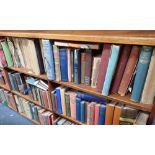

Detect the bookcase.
[{"left": 0, "top": 30, "right": 155, "bottom": 125}]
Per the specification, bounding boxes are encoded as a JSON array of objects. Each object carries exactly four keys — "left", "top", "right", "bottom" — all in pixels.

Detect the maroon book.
[
  {"left": 111, "top": 45, "right": 132, "bottom": 93},
  {"left": 96, "top": 44, "right": 111, "bottom": 92}
]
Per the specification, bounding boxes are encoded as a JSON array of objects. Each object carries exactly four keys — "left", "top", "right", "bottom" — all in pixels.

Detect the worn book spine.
[
  {"left": 131, "top": 46, "right": 153, "bottom": 102},
  {"left": 102, "top": 45, "right": 121, "bottom": 96},
  {"left": 70, "top": 92, "right": 77, "bottom": 119},
  {"left": 53, "top": 45, "right": 61, "bottom": 81},
  {"left": 87, "top": 103, "right": 91, "bottom": 125},
  {"left": 98, "top": 105, "right": 106, "bottom": 125},
  {"left": 80, "top": 101, "right": 85, "bottom": 123},
  {"left": 56, "top": 87, "right": 62, "bottom": 114},
  {"left": 59, "top": 48, "right": 68, "bottom": 81},
  {"left": 73, "top": 49, "right": 81, "bottom": 84},
  {"left": 41, "top": 39, "right": 55, "bottom": 80},
  {"left": 76, "top": 97, "right": 81, "bottom": 121},
  {"left": 105, "top": 103, "right": 115, "bottom": 125},
  {"left": 97, "top": 44, "right": 111, "bottom": 92},
  {"left": 42, "top": 90, "right": 49, "bottom": 109},
  {"left": 112, "top": 105, "right": 122, "bottom": 125},
  {"left": 141, "top": 49, "right": 155, "bottom": 104},
  {"left": 67, "top": 48, "right": 72, "bottom": 82},
  {"left": 81, "top": 52, "right": 86, "bottom": 84},
  {"left": 94, "top": 104, "right": 100, "bottom": 125},
  {"left": 2, "top": 70, "right": 11, "bottom": 87},
  {"left": 111, "top": 45, "right": 132, "bottom": 93},
  {"left": 118, "top": 46, "right": 141, "bottom": 96},
  {"left": 51, "top": 90, "right": 56, "bottom": 112},
  {"left": 71, "top": 50, "right": 74, "bottom": 82},
  {"left": 90, "top": 102, "right": 95, "bottom": 125},
  {"left": 60, "top": 87, "right": 67, "bottom": 115},
  {"left": 134, "top": 112, "right": 149, "bottom": 125},
  {"left": 0, "top": 48, "right": 7, "bottom": 68},
  {"left": 65, "top": 92, "right": 71, "bottom": 117},
  {"left": 91, "top": 57, "right": 101, "bottom": 88},
  {"left": 1, "top": 40, "right": 13, "bottom": 67},
  {"left": 84, "top": 49, "right": 92, "bottom": 85}
]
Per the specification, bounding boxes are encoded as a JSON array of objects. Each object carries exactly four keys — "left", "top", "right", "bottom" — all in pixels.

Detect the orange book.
[
  {"left": 94, "top": 104, "right": 100, "bottom": 125},
  {"left": 105, "top": 103, "right": 116, "bottom": 125},
  {"left": 112, "top": 104, "right": 123, "bottom": 125}
]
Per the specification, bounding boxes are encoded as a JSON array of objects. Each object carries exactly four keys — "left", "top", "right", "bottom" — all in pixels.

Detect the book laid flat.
[
  {"left": 102, "top": 45, "right": 121, "bottom": 96},
  {"left": 111, "top": 45, "right": 132, "bottom": 93},
  {"left": 59, "top": 48, "right": 68, "bottom": 81},
  {"left": 118, "top": 46, "right": 141, "bottom": 96},
  {"left": 141, "top": 49, "right": 155, "bottom": 104},
  {"left": 97, "top": 44, "right": 111, "bottom": 92},
  {"left": 134, "top": 112, "right": 149, "bottom": 125},
  {"left": 41, "top": 39, "right": 55, "bottom": 80},
  {"left": 131, "top": 46, "right": 153, "bottom": 102}
]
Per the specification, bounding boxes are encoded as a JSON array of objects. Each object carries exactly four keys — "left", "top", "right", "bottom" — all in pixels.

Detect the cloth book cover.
[
  {"left": 76, "top": 97, "right": 81, "bottom": 121},
  {"left": 81, "top": 52, "right": 86, "bottom": 84},
  {"left": 94, "top": 104, "right": 100, "bottom": 125},
  {"left": 98, "top": 104, "right": 106, "bottom": 125},
  {"left": 0, "top": 47, "right": 7, "bottom": 68},
  {"left": 56, "top": 87, "right": 63, "bottom": 114},
  {"left": 80, "top": 101, "right": 85, "bottom": 123},
  {"left": 67, "top": 48, "right": 72, "bottom": 82}
]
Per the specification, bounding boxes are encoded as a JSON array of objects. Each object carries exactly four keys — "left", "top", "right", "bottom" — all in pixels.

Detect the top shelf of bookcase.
[{"left": 0, "top": 30, "right": 155, "bottom": 46}]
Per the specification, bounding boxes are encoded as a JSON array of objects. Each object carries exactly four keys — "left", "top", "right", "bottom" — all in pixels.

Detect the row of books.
[
  {"left": 0, "top": 38, "right": 155, "bottom": 105},
  {"left": 51, "top": 87, "right": 149, "bottom": 125}
]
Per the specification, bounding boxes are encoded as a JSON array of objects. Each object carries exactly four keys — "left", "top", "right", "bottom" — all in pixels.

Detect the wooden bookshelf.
[{"left": 0, "top": 83, "right": 11, "bottom": 91}]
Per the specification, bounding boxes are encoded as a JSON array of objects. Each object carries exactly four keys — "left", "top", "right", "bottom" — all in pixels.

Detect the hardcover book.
[
  {"left": 98, "top": 104, "right": 106, "bottom": 125},
  {"left": 94, "top": 104, "right": 100, "bottom": 125},
  {"left": 70, "top": 92, "right": 77, "bottom": 119},
  {"left": 65, "top": 92, "right": 71, "bottom": 117},
  {"left": 81, "top": 52, "right": 86, "bottom": 84},
  {"left": 56, "top": 87, "right": 62, "bottom": 114},
  {"left": 76, "top": 97, "right": 81, "bottom": 121},
  {"left": 67, "top": 48, "right": 72, "bottom": 82}
]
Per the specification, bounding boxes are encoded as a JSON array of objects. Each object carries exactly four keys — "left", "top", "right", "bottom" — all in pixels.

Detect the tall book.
[
  {"left": 97, "top": 44, "right": 111, "bottom": 92},
  {"left": 70, "top": 92, "right": 77, "bottom": 119},
  {"left": 65, "top": 92, "right": 71, "bottom": 117},
  {"left": 1, "top": 40, "right": 13, "bottom": 67},
  {"left": 0, "top": 45, "right": 7, "bottom": 68},
  {"left": 81, "top": 52, "right": 86, "bottom": 84},
  {"left": 71, "top": 51, "right": 74, "bottom": 82},
  {"left": 105, "top": 103, "right": 116, "bottom": 125},
  {"left": 91, "top": 57, "right": 101, "bottom": 88},
  {"left": 80, "top": 101, "right": 85, "bottom": 123},
  {"left": 76, "top": 97, "right": 81, "bottom": 121},
  {"left": 118, "top": 46, "right": 141, "bottom": 96},
  {"left": 67, "top": 48, "right": 72, "bottom": 82},
  {"left": 41, "top": 39, "right": 55, "bottom": 80},
  {"left": 102, "top": 45, "right": 121, "bottom": 96},
  {"left": 60, "top": 87, "right": 67, "bottom": 115},
  {"left": 90, "top": 102, "right": 95, "bottom": 125},
  {"left": 111, "top": 45, "right": 132, "bottom": 93},
  {"left": 131, "top": 46, "right": 153, "bottom": 102},
  {"left": 94, "top": 104, "right": 100, "bottom": 125},
  {"left": 59, "top": 48, "right": 68, "bottom": 81},
  {"left": 56, "top": 87, "right": 62, "bottom": 114},
  {"left": 73, "top": 49, "right": 81, "bottom": 84},
  {"left": 141, "top": 49, "right": 155, "bottom": 104},
  {"left": 84, "top": 49, "right": 92, "bottom": 85},
  {"left": 98, "top": 105, "right": 106, "bottom": 125}
]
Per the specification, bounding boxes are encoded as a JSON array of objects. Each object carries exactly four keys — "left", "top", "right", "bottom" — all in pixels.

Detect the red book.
[
  {"left": 0, "top": 48, "right": 7, "bottom": 67},
  {"left": 42, "top": 91, "right": 49, "bottom": 109},
  {"left": 94, "top": 104, "right": 100, "bottom": 125},
  {"left": 118, "top": 46, "right": 141, "bottom": 96},
  {"left": 96, "top": 44, "right": 111, "bottom": 92},
  {"left": 90, "top": 102, "right": 96, "bottom": 125},
  {"left": 111, "top": 45, "right": 132, "bottom": 93}
]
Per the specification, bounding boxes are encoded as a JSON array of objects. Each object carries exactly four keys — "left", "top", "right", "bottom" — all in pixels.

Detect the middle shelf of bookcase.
[{"left": 6, "top": 66, "right": 152, "bottom": 113}]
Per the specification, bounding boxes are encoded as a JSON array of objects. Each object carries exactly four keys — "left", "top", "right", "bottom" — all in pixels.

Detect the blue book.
[
  {"left": 77, "top": 92, "right": 107, "bottom": 103},
  {"left": 73, "top": 49, "right": 81, "bottom": 84},
  {"left": 98, "top": 105, "right": 106, "bottom": 125},
  {"left": 131, "top": 46, "right": 153, "bottom": 102},
  {"left": 42, "top": 40, "right": 55, "bottom": 80},
  {"left": 102, "top": 45, "right": 121, "bottom": 96},
  {"left": 76, "top": 97, "right": 81, "bottom": 121},
  {"left": 80, "top": 101, "right": 85, "bottom": 123},
  {"left": 59, "top": 48, "right": 68, "bottom": 81},
  {"left": 56, "top": 87, "right": 62, "bottom": 114}
]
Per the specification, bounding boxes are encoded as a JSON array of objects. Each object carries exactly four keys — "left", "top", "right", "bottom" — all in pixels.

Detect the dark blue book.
[
  {"left": 80, "top": 101, "right": 85, "bottom": 123},
  {"left": 41, "top": 40, "right": 55, "bottom": 80},
  {"left": 76, "top": 97, "right": 81, "bottom": 121},
  {"left": 131, "top": 46, "right": 153, "bottom": 102},
  {"left": 59, "top": 48, "right": 68, "bottom": 81},
  {"left": 73, "top": 49, "right": 81, "bottom": 84},
  {"left": 56, "top": 87, "right": 62, "bottom": 114},
  {"left": 98, "top": 105, "right": 106, "bottom": 125},
  {"left": 77, "top": 92, "right": 107, "bottom": 103}
]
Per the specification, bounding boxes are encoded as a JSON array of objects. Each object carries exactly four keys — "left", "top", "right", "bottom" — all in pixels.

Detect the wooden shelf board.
[
  {"left": 0, "top": 83, "right": 11, "bottom": 91},
  {"left": 0, "top": 30, "right": 155, "bottom": 46}
]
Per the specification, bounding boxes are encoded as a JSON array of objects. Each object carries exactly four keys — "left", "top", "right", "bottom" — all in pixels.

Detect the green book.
[
  {"left": 65, "top": 92, "right": 71, "bottom": 117},
  {"left": 1, "top": 40, "right": 13, "bottom": 67}
]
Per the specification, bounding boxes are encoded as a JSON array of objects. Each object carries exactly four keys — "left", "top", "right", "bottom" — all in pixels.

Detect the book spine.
[
  {"left": 65, "top": 93, "right": 71, "bottom": 117},
  {"left": 90, "top": 102, "right": 95, "bottom": 125},
  {"left": 76, "top": 97, "right": 81, "bottom": 121},
  {"left": 105, "top": 104, "right": 115, "bottom": 125},
  {"left": 84, "top": 49, "right": 92, "bottom": 85},
  {"left": 131, "top": 46, "right": 153, "bottom": 102},
  {"left": 51, "top": 90, "right": 56, "bottom": 112},
  {"left": 98, "top": 105, "right": 106, "bottom": 125},
  {"left": 94, "top": 104, "right": 100, "bottom": 125},
  {"left": 56, "top": 88, "right": 62, "bottom": 114},
  {"left": 59, "top": 48, "right": 68, "bottom": 81},
  {"left": 71, "top": 51, "right": 74, "bottom": 82},
  {"left": 80, "top": 101, "right": 85, "bottom": 123},
  {"left": 91, "top": 57, "right": 101, "bottom": 88},
  {"left": 70, "top": 93, "right": 76, "bottom": 119},
  {"left": 0, "top": 48, "right": 7, "bottom": 67},
  {"left": 67, "top": 48, "right": 72, "bottom": 82},
  {"left": 60, "top": 88, "right": 66, "bottom": 115},
  {"left": 87, "top": 103, "right": 91, "bottom": 125},
  {"left": 97, "top": 44, "right": 111, "bottom": 92},
  {"left": 53, "top": 45, "right": 61, "bottom": 81},
  {"left": 141, "top": 49, "right": 155, "bottom": 104},
  {"left": 102, "top": 45, "right": 121, "bottom": 96},
  {"left": 41, "top": 40, "right": 55, "bottom": 80},
  {"left": 118, "top": 46, "right": 141, "bottom": 96},
  {"left": 73, "top": 49, "right": 81, "bottom": 84},
  {"left": 81, "top": 52, "right": 86, "bottom": 84},
  {"left": 111, "top": 45, "right": 132, "bottom": 93}
]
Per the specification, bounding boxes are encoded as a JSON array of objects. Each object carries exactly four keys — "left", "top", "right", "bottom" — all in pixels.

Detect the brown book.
[
  {"left": 105, "top": 103, "right": 116, "bottom": 125},
  {"left": 81, "top": 52, "right": 86, "bottom": 84},
  {"left": 96, "top": 44, "right": 111, "bottom": 92},
  {"left": 111, "top": 45, "right": 132, "bottom": 93},
  {"left": 90, "top": 102, "right": 96, "bottom": 125},
  {"left": 118, "top": 46, "right": 141, "bottom": 96},
  {"left": 112, "top": 103, "right": 123, "bottom": 125},
  {"left": 46, "top": 91, "right": 53, "bottom": 111},
  {"left": 2, "top": 69, "right": 11, "bottom": 88}
]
